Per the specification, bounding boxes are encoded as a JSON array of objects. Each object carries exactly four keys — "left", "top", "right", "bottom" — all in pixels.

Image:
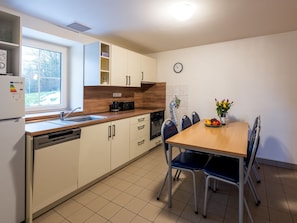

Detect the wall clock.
[{"left": 173, "top": 62, "right": 183, "bottom": 73}]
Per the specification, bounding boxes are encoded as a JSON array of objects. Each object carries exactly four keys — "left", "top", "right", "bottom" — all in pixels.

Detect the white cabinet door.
[
  {"left": 140, "top": 55, "right": 157, "bottom": 82},
  {"left": 127, "top": 50, "right": 141, "bottom": 87},
  {"left": 110, "top": 119, "right": 130, "bottom": 170},
  {"left": 111, "top": 45, "right": 127, "bottom": 86},
  {"left": 111, "top": 45, "right": 141, "bottom": 87},
  {"left": 78, "top": 123, "right": 111, "bottom": 187}
]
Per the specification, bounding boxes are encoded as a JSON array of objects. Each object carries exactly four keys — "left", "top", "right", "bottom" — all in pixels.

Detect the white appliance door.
[
  {"left": 0, "top": 76, "right": 25, "bottom": 119},
  {"left": 0, "top": 118, "right": 25, "bottom": 222}
]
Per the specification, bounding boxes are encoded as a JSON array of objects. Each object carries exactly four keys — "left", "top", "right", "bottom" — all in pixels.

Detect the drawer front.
[
  {"left": 130, "top": 121, "right": 149, "bottom": 140},
  {"left": 130, "top": 136, "right": 149, "bottom": 159},
  {"left": 130, "top": 114, "right": 150, "bottom": 125}
]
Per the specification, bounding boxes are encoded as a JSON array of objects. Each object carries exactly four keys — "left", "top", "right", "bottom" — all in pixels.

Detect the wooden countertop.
[{"left": 26, "top": 108, "right": 164, "bottom": 137}]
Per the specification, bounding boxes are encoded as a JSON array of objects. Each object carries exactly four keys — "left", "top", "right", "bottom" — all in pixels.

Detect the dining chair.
[
  {"left": 202, "top": 121, "right": 261, "bottom": 223},
  {"left": 156, "top": 119, "right": 209, "bottom": 214},
  {"left": 192, "top": 111, "right": 200, "bottom": 124},
  {"left": 181, "top": 114, "right": 192, "bottom": 130}
]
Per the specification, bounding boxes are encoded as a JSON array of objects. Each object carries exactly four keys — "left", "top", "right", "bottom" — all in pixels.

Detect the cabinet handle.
[
  {"left": 108, "top": 125, "right": 111, "bottom": 139},
  {"left": 138, "top": 125, "right": 145, "bottom": 130},
  {"left": 138, "top": 117, "right": 145, "bottom": 122},
  {"left": 126, "top": 75, "right": 129, "bottom": 86},
  {"left": 141, "top": 72, "right": 144, "bottom": 81},
  {"left": 137, "top": 139, "right": 145, "bottom": 146},
  {"left": 112, "top": 124, "right": 116, "bottom": 137},
  {"left": 129, "top": 76, "right": 131, "bottom": 85}
]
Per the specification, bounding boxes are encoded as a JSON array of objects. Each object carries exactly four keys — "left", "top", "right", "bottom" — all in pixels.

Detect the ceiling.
[{"left": 1, "top": 0, "right": 297, "bottom": 54}]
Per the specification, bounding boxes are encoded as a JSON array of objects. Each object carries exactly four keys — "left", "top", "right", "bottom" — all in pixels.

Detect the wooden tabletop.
[{"left": 166, "top": 121, "right": 249, "bottom": 158}]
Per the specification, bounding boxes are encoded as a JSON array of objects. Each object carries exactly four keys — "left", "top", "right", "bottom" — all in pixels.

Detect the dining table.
[{"left": 165, "top": 120, "right": 249, "bottom": 223}]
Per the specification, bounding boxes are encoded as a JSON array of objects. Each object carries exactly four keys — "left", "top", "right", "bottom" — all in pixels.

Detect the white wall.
[{"left": 153, "top": 31, "right": 297, "bottom": 165}]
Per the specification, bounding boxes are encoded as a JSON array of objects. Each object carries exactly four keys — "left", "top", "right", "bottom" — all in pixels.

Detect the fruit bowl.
[{"left": 204, "top": 118, "right": 222, "bottom": 128}]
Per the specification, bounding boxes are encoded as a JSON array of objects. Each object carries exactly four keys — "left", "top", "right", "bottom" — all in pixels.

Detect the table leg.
[
  {"left": 168, "top": 144, "right": 172, "bottom": 208},
  {"left": 238, "top": 157, "right": 244, "bottom": 223}
]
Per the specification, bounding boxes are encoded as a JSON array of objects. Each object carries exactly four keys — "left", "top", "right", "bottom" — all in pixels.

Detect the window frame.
[{"left": 22, "top": 37, "right": 68, "bottom": 113}]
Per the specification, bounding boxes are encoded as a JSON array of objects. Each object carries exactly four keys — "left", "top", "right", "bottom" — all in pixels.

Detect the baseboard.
[{"left": 257, "top": 158, "right": 297, "bottom": 170}]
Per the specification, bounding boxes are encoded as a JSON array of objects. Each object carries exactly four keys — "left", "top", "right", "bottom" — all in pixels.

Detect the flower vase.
[{"left": 220, "top": 112, "right": 228, "bottom": 125}]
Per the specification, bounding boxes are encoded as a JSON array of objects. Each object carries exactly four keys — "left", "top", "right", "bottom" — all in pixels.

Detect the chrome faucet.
[{"left": 60, "top": 107, "right": 81, "bottom": 120}]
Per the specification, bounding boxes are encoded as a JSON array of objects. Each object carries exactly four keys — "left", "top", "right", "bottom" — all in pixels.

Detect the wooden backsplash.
[{"left": 83, "top": 82, "right": 166, "bottom": 113}]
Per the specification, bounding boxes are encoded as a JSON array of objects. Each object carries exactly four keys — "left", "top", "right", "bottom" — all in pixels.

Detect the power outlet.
[{"left": 113, "top": 92, "right": 122, "bottom": 97}]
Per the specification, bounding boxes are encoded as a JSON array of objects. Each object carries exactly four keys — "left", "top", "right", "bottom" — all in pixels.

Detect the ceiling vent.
[{"left": 66, "top": 22, "right": 91, "bottom": 32}]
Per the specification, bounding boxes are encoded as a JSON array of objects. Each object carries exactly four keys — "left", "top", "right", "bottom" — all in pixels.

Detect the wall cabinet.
[
  {"left": 84, "top": 41, "right": 110, "bottom": 86},
  {"left": 140, "top": 55, "right": 157, "bottom": 82},
  {"left": 0, "top": 10, "right": 21, "bottom": 75},
  {"left": 78, "top": 123, "right": 111, "bottom": 187},
  {"left": 111, "top": 45, "right": 141, "bottom": 87},
  {"left": 130, "top": 114, "right": 150, "bottom": 159}
]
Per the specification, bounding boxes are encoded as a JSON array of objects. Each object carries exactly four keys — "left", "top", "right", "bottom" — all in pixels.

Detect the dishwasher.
[{"left": 32, "top": 128, "right": 81, "bottom": 214}]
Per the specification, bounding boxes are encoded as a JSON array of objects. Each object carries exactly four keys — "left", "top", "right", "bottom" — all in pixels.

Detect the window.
[{"left": 22, "top": 38, "right": 68, "bottom": 112}]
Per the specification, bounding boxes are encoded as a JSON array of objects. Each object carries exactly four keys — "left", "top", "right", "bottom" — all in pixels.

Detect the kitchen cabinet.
[
  {"left": 78, "top": 119, "right": 130, "bottom": 187},
  {"left": 130, "top": 114, "right": 150, "bottom": 159},
  {"left": 84, "top": 41, "right": 110, "bottom": 86},
  {"left": 78, "top": 123, "right": 111, "bottom": 187},
  {"left": 140, "top": 55, "right": 157, "bottom": 82},
  {"left": 110, "top": 118, "right": 130, "bottom": 170},
  {"left": 0, "top": 10, "right": 21, "bottom": 76},
  {"left": 111, "top": 45, "right": 141, "bottom": 87}
]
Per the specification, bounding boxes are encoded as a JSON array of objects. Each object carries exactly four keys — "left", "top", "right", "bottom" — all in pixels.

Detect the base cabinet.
[
  {"left": 110, "top": 118, "right": 130, "bottom": 170},
  {"left": 78, "top": 122, "right": 111, "bottom": 187},
  {"left": 78, "top": 119, "right": 130, "bottom": 187},
  {"left": 130, "top": 114, "right": 150, "bottom": 159}
]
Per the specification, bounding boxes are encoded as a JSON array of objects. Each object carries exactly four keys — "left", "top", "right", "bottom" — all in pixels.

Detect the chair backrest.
[
  {"left": 192, "top": 111, "right": 200, "bottom": 124},
  {"left": 245, "top": 123, "right": 261, "bottom": 183},
  {"left": 181, "top": 115, "right": 192, "bottom": 130},
  {"left": 161, "top": 119, "right": 179, "bottom": 164}
]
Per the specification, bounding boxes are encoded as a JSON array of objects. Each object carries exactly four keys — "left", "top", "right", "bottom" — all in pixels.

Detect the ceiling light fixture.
[{"left": 170, "top": 1, "right": 196, "bottom": 21}]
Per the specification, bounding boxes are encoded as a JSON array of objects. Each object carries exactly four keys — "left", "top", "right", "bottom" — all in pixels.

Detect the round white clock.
[{"left": 173, "top": 62, "right": 183, "bottom": 73}]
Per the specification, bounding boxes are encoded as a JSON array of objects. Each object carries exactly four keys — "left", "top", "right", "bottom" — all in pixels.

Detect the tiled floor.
[{"left": 33, "top": 145, "right": 297, "bottom": 223}]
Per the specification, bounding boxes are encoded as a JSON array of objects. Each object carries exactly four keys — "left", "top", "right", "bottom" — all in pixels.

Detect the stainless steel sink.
[
  {"left": 47, "top": 115, "right": 107, "bottom": 125},
  {"left": 64, "top": 115, "right": 107, "bottom": 122}
]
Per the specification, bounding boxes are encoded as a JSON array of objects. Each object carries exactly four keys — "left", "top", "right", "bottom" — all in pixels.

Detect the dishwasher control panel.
[{"left": 33, "top": 128, "right": 81, "bottom": 150}]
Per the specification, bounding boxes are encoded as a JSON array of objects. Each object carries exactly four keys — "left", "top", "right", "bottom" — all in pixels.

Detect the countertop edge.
[{"left": 25, "top": 108, "right": 165, "bottom": 137}]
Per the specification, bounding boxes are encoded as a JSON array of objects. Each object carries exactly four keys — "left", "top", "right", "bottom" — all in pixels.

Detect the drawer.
[
  {"left": 130, "top": 121, "right": 149, "bottom": 140},
  {"left": 130, "top": 114, "right": 150, "bottom": 125}
]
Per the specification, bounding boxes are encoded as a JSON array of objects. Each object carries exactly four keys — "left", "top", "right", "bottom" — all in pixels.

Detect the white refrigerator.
[{"left": 0, "top": 76, "right": 25, "bottom": 222}]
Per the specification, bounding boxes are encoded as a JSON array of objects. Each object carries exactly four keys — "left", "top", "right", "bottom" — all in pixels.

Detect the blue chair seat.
[
  {"left": 173, "top": 151, "right": 209, "bottom": 170},
  {"left": 203, "top": 156, "right": 239, "bottom": 183}
]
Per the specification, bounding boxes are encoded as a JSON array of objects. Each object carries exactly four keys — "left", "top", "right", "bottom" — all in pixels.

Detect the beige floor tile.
[
  {"left": 65, "top": 206, "right": 94, "bottom": 223},
  {"left": 85, "top": 196, "right": 110, "bottom": 212},
  {"left": 125, "top": 183, "right": 144, "bottom": 196},
  {"left": 112, "top": 192, "right": 134, "bottom": 206},
  {"left": 109, "top": 208, "right": 136, "bottom": 223},
  {"left": 101, "top": 187, "right": 122, "bottom": 201},
  {"left": 88, "top": 182, "right": 110, "bottom": 195},
  {"left": 153, "top": 209, "right": 179, "bottom": 223},
  {"left": 84, "top": 213, "right": 108, "bottom": 223},
  {"left": 97, "top": 202, "right": 122, "bottom": 219},
  {"left": 73, "top": 189, "right": 98, "bottom": 205},
  {"left": 54, "top": 199, "right": 84, "bottom": 218},
  {"left": 33, "top": 210, "right": 64, "bottom": 223},
  {"left": 138, "top": 203, "right": 162, "bottom": 221},
  {"left": 125, "top": 197, "right": 148, "bottom": 214},
  {"left": 130, "top": 215, "right": 152, "bottom": 223}
]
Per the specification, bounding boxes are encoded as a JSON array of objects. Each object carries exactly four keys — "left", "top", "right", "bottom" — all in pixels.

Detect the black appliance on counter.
[
  {"left": 150, "top": 110, "right": 164, "bottom": 140},
  {"left": 110, "top": 101, "right": 134, "bottom": 112}
]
